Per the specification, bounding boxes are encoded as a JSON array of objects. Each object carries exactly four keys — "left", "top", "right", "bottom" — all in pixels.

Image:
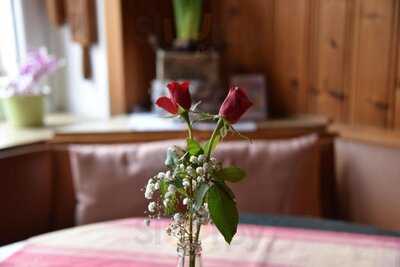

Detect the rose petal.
[
  {"left": 156, "top": 96, "right": 179, "bottom": 114},
  {"left": 219, "top": 86, "right": 253, "bottom": 124},
  {"left": 167, "top": 81, "right": 191, "bottom": 110}
]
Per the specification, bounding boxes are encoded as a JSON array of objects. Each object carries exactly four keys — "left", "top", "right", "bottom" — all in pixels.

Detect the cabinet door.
[{"left": 0, "top": 145, "right": 52, "bottom": 245}]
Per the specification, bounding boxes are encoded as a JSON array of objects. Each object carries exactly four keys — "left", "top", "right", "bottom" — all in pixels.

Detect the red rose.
[
  {"left": 218, "top": 87, "right": 253, "bottom": 124},
  {"left": 156, "top": 81, "right": 192, "bottom": 114}
]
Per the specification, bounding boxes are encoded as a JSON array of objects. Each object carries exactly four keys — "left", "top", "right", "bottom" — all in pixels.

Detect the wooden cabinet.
[{"left": 0, "top": 145, "right": 52, "bottom": 245}]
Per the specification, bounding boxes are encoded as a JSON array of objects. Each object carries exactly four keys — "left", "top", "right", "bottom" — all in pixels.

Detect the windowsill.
[
  {"left": 52, "top": 113, "right": 330, "bottom": 144},
  {"left": 0, "top": 113, "right": 81, "bottom": 151},
  {"left": 0, "top": 112, "right": 331, "bottom": 150}
]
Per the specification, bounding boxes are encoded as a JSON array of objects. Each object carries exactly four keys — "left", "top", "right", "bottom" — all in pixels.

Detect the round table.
[{"left": 2, "top": 217, "right": 400, "bottom": 266}]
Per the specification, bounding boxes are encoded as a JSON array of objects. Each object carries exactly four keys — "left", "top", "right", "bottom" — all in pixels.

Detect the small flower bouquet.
[
  {"left": 145, "top": 81, "right": 252, "bottom": 267},
  {"left": 1, "top": 48, "right": 62, "bottom": 127}
]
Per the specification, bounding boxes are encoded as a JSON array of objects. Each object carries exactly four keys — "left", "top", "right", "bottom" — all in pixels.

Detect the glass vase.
[{"left": 177, "top": 240, "right": 202, "bottom": 267}]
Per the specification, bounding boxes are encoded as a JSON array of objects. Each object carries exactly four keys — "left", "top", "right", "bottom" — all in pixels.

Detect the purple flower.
[{"left": 6, "top": 47, "right": 62, "bottom": 96}]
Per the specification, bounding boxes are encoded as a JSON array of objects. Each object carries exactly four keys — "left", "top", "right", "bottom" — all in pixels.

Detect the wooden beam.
[{"left": 104, "top": 0, "right": 127, "bottom": 115}]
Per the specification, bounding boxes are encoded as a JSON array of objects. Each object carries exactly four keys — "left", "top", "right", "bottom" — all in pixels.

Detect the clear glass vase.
[{"left": 177, "top": 240, "right": 202, "bottom": 267}]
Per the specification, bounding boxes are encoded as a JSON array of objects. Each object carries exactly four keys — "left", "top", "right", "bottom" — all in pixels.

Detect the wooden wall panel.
[
  {"left": 395, "top": 54, "right": 400, "bottom": 129},
  {"left": 106, "top": 0, "right": 400, "bottom": 132},
  {"left": 394, "top": 10, "right": 400, "bottom": 130},
  {"left": 211, "top": 0, "right": 274, "bottom": 80},
  {"left": 270, "top": 0, "right": 310, "bottom": 116},
  {"left": 308, "top": 0, "right": 352, "bottom": 122},
  {"left": 350, "top": 0, "right": 398, "bottom": 128}
]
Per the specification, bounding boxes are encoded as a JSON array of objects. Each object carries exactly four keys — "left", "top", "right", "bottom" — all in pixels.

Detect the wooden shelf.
[
  {"left": 330, "top": 123, "right": 400, "bottom": 149},
  {"left": 52, "top": 114, "right": 331, "bottom": 144}
]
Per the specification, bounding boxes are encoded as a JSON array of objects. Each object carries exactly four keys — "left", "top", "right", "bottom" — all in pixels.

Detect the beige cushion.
[
  {"left": 70, "top": 135, "right": 319, "bottom": 225},
  {"left": 336, "top": 138, "right": 400, "bottom": 230}
]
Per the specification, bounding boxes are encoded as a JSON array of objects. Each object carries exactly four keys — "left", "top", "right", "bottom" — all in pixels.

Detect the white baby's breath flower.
[
  {"left": 154, "top": 181, "right": 160, "bottom": 190},
  {"left": 168, "top": 184, "right": 176, "bottom": 193},
  {"left": 197, "top": 176, "right": 205, "bottom": 183},
  {"left": 165, "top": 171, "right": 173, "bottom": 181},
  {"left": 164, "top": 191, "right": 173, "bottom": 199},
  {"left": 148, "top": 202, "right": 156, "bottom": 213},
  {"left": 190, "top": 155, "right": 198, "bottom": 163},
  {"left": 203, "top": 162, "right": 210, "bottom": 171},
  {"left": 210, "top": 157, "right": 217, "bottom": 164},
  {"left": 145, "top": 183, "right": 155, "bottom": 199},
  {"left": 182, "top": 179, "right": 190, "bottom": 188},
  {"left": 146, "top": 183, "right": 154, "bottom": 192},
  {"left": 186, "top": 166, "right": 195, "bottom": 176},
  {"left": 198, "top": 155, "right": 205, "bottom": 163},
  {"left": 179, "top": 164, "right": 185, "bottom": 170},
  {"left": 163, "top": 199, "right": 169, "bottom": 207},
  {"left": 147, "top": 178, "right": 154, "bottom": 185},
  {"left": 173, "top": 213, "right": 182, "bottom": 222},
  {"left": 183, "top": 198, "right": 191, "bottom": 206},
  {"left": 196, "top": 167, "right": 204, "bottom": 175},
  {"left": 145, "top": 190, "right": 153, "bottom": 200},
  {"left": 157, "top": 172, "right": 165, "bottom": 179}
]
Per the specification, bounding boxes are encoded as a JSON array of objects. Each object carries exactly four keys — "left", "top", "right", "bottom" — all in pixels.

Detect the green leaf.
[
  {"left": 214, "top": 166, "right": 246, "bottom": 183},
  {"left": 215, "top": 180, "right": 235, "bottom": 200},
  {"left": 159, "top": 179, "right": 168, "bottom": 195},
  {"left": 207, "top": 184, "right": 238, "bottom": 244},
  {"left": 164, "top": 196, "right": 177, "bottom": 216},
  {"left": 193, "top": 183, "right": 210, "bottom": 210},
  {"left": 187, "top": 139, "right": 203, "bottom": 156}
]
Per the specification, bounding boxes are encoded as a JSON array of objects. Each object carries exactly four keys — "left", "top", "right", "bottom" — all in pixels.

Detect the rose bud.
[
  {"left": 218, "top": 86, "right": 253, "bottom": 124},
  {"left": 155, "top": 81, "right": 191, "bottom": 114}
]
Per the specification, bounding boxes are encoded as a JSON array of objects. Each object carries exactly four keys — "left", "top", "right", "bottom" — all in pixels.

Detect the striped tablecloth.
[{"left": 2, "top": 218, "right": 400, "bottom": 267}]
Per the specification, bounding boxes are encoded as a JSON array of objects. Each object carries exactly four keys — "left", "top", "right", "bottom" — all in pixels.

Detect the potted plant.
[
  {"left": 173, "top": 0, "right": 202, "bottom": 50},
  {"left": 152, "top": 0, "right": 223, "bottom": 114},
  {"left": 1, "top": 48, "right": 62, "bottom": 127}
]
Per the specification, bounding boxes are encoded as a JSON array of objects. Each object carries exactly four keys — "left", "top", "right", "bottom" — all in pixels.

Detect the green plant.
[{"left": 173, "top": 0, "right": 202, "bottom": 43}]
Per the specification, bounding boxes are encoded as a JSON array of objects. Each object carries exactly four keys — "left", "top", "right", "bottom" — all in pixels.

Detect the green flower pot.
[{"left": 2, "top": 95, "right": 45, "bottom": 127}]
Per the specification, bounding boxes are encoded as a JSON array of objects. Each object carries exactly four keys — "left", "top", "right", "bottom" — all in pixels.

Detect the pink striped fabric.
[{"left": 2, "top": 218, "right": 400, "bottom": 267}]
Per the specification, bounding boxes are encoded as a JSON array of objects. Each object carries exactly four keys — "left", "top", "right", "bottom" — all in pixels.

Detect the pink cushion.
[{"left": 70, "top": 135, "right": 319, "bottom": 225}]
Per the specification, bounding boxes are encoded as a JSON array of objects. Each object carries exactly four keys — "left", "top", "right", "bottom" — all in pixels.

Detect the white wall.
[
  {"left": 64, "top": 0, "right": 110, "bottom": 118},
  {"left": 17, "top": 0, "right": 110, "bottom": 119}
]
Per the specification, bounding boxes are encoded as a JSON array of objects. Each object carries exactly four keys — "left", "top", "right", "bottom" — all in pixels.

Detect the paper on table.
[
  {"left": 128, "top": 113, "right": 257, "bottom": 132},
  {"left": 195, "top": 121, "right": 257, "bottom": 132},
  {"left": 127, "top": 113, "right": 185, "bottom": 131}
]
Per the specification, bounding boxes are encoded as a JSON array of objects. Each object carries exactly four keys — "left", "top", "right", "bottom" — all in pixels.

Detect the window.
[{"left": 0, "top": 0, "right": 19, "bottom": 79}]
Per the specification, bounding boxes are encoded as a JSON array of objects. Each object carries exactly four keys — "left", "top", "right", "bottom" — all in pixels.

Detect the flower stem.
[
  {"left": 206, "top": 117, "right": 224, "bottom": 159},
  {"left": 181, "top": 111, "right": 193, "bottom": 139}
]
